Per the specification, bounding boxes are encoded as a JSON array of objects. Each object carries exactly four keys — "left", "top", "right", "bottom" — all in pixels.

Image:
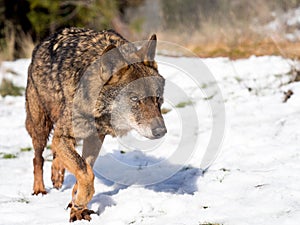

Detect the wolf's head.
[{"left": 97, "top": 35, "right": 167, "bottom": 139}]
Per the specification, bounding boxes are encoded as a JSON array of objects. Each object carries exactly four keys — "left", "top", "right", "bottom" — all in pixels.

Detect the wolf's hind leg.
[
  {"left": 26, "top": 85, "right": 52, "bottom": 195},
  {"left": 32, "top": 142, "right": 47, "bottom": 195}
]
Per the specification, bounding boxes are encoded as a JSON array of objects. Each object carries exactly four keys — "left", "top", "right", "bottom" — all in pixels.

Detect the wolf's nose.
[{"left": 152, "top": 127, "right": 167, "bottom": 138}]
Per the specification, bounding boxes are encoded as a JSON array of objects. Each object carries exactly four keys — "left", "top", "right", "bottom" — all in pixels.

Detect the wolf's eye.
[{"left": 130, "top": 96, "right": 139, "bottom": 102}]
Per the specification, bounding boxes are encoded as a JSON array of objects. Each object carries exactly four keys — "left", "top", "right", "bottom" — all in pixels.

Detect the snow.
[{"left": 1, "top": 55, "right": 300, "bottom": 225}]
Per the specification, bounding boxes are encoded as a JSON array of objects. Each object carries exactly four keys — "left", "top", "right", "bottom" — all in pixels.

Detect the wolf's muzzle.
[{"left": 151, "top": 118, "right": 167, "bottom": 138}]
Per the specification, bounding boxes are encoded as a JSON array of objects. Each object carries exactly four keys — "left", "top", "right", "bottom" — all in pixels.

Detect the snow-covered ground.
[{"left": 0, "top": 55, "right": 300, "bottom": 225}]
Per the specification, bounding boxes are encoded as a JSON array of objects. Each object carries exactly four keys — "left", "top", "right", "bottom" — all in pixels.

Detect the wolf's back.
[
  {"left": 27, "top": 28, "right": 131, "bottom": 122},
  {"left": 30, "top": 28, "right": 129, "bottom": 81}
]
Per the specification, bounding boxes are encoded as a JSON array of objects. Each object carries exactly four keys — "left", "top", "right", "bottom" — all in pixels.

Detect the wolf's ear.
[
  {"left": 136, "top": 34, "right": 157, "bottom": 66},
  {"left": 101, "top": 45, "right": 129, "bottom": 85}
]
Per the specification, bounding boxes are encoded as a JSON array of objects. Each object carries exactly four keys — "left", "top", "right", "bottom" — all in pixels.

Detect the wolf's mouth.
[{"left": 135, "top": 127, "right": 167, "bottom": 140}]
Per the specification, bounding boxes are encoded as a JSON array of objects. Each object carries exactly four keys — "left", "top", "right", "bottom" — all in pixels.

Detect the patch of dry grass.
[
  {"left": 18, "top": 31, "right": 35, "bottom": 59},
  {"left": 0, "top": 23, "right": 15, "bottom": 61},
  {"left": 157, "top": 25, "right": 300, "bottom": 59},
  {"left": 0, "top": 78, "right": 24, "bottom": 97},
  {"left": 191, "top": 37, "right": 300, "bottom": 59},
  {"left": 0, "top": 23, "right": 34, "bottom": 61}
]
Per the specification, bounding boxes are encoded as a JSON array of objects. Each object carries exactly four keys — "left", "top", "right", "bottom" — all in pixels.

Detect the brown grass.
[
  {"left": 191, "top": 38, "right": 300, "bottom": 59},
  {"left": 0, "top": 23, "right": 15, "bottom": 61},
  {"left": 0, "top": 23, "right": 35, "bottom": 61},
  {"left": 17, "top": 31, "right": 35, "bottom": 59},
  {"left": 157, "top": 26, "right": 300, "bottom": 60}
]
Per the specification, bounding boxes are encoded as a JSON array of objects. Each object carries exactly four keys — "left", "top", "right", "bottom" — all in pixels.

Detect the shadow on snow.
[{"left": 61, "top": 150, "right": 203, "bottom": 215}]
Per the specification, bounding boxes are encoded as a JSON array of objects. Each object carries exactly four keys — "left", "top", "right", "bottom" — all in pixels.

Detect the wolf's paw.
[
  {"left": 51, "top": 173, "right": 64, "bottom": 189},
  {"left": 51, "top": 164, "right": 65, "bottom": 189},
  {"left": 32, "top": 185, "right": 47, "bottom": 195},
  {"left": 69, "top": 205, "right": 95, "bottom": 222},
  {"left": 32, "top": 190, "right": 47, "bottom": 195}
]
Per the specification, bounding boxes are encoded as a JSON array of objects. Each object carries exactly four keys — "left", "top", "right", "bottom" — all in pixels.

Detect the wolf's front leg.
[
  {"left": 82, "top": 134, "right": 104, "bottom": 167},
  {"left": 52, "top": 134, "right": 96, "bottom": 222},
  {"left": 66, "top": 134, "right": 105, "bottom": 217}
]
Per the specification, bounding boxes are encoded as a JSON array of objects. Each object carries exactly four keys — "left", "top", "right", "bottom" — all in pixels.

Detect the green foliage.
[
  {"left": 201, "top": 83, "right": 208, "bottom": 89},
  {"left": 129, "top": 17, "right": 145, "bottom": 33},
  {"left": 20, "top": 147, "right": 32, "bottom": 152},
  {"left": 27, "top": 0, "right": 119, "bottom": 39},
  {"left": 203, "top": 94, "right": 215, "bottom": 101},
  {"left": 27, "top": 0, "right": 60, "bottom": 38},
  {"left": 161, "top": 107, "right": 171, "bottom": 114},
  {"left": 0, "top": 78, "right": 24, "bottom": 97},
  {"left": 2, "top": 153, "right": 17, "bottom": 159},
  {"left": 1, "top": 0, "right": 140, "bottom": 59},
  {"left": 175, "top": 100, "right": 193, "bottom": 108}
]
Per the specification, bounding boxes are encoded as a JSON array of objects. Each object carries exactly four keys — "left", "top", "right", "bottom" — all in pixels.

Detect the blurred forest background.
[{"left": 1, "top": 0, "right": 300, "bottom": 60}]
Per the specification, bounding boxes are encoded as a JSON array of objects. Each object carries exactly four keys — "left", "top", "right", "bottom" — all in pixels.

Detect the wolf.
[{"left": 25, "top": 27, "right": 166, "bottom": 222}]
